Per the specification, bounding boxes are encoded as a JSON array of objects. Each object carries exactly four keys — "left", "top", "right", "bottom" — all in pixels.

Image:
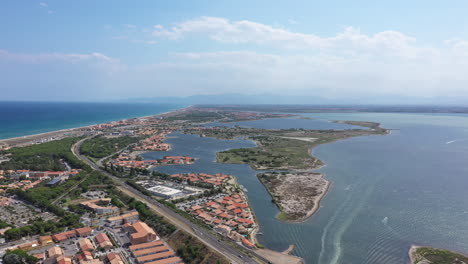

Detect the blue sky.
[{"left": 2, "top": 1, "right": 468, "bottom": 102}]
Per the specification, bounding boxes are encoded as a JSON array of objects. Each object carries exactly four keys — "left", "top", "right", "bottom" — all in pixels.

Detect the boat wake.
[
  {"left": 446, "top": 138, "right": 468, "bottom": 144},
  {"left": 381, "top": 216, "right": 388, "bottom": 225}
]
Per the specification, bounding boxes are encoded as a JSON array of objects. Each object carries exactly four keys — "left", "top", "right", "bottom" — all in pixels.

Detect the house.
[
  {"left": 76, "top": 227, "right": 93, "bottom": 237},
  {"left": 80, "top": 260, "right": 103, "bottom": 264},
  {"left": 32, "top": 253, "right": 45, "bottom": 261},
  {"left": 136, "top": 251, "right": 175, "bottom": 264},
  {"left": 77, "top": 251, "right": 94, "bottom": 262},
  {"left": 214, "top": 224, "right": 231, "bottom": 236},
  {"left": 106, "top": 211, "right": 139, "bottom": 226},
  {"left": 48, "top": 246, "right": 64, "bottom": 258},
  {"left": 132, "top": 246, "right": 170, "bottom": 258},
  {"left": 143, "top": 256, "right": 183, "bottom": 264},
  {"left": 242, "top": 238, "right": 255, "bottom": 248},
  {"left": 95, "top": 233, "right": 113, "bottom": 250},
  {"left": 129, "top": 240, "right": 164, "bottom": 252},
  {"left": 53, "top": 230, "right": 76, "bottom": 242},
  {"left": 39, "top": 235, "right": 53, "bottom": 246},
  {"left": 107, "top": 253, "right": 124, "bottom": 264},
  {"left": 78, "top": 238, "right": 95, "bottom": 252},
  {"left": 80, "top": 199, "right": 119, "bottom": 215},
  {"left": 57, "top": 256, "right": 73, "bottom": 264},
  {"left": 128, "top": 221, "right": 158, "bottom": 245}
]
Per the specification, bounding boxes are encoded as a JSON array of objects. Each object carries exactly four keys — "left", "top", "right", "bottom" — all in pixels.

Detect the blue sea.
[{"left": 0, "top": 101, "right": 185, "bottom": 140}]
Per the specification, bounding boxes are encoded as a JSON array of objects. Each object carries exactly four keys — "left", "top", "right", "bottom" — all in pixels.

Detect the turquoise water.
[
  {"left": 0, "top": 101, "right": 185, "bottom": 139},
  {"left": 144, "top": 113, "right": 468, "bottom": 264}
]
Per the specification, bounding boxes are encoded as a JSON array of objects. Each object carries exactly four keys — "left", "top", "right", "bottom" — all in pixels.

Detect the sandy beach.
[{"left": 0, "top": 107, "right": 191, "bottom": 147}]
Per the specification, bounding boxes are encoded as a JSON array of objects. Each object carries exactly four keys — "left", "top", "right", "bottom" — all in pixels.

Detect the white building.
[{"left": 147, "top": 185, "right": 183, "bottom": 199}]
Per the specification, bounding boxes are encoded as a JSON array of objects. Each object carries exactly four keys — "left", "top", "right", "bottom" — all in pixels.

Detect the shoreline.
[
  {"left": 257, "top": 171, "right": 331, "bottom": 223},
  {"left": 408, "top": 245, "right": 420, "bottom": 264},
  {"left": 0, "top": 106, "right": 192, "bottom": 146},
  {"left": 407, "top": 244, "right": 468, "bottom": 264}
]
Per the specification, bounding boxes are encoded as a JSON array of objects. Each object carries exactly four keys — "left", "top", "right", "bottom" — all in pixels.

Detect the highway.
[{"left": 72, "top": 136, "right": 270, "bottom": 264}]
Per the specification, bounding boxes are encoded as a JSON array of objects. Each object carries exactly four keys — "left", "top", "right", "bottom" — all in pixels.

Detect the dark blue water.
[
  {"left": 143, "top": 113, "right": 468, "bottom": 264},
  {"left": 0, "top": 101, "right": 185, "bottom": 139}
]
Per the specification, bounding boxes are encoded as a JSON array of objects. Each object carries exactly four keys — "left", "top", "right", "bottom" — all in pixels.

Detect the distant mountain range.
[{"left": 121, "top": 93, "right": 468, "bottom": 106}]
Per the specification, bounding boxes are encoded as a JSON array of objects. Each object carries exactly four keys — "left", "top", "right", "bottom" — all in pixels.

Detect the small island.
[
  {"left": 409, "top": 245, "right": 468, "bottom": 264},
  {"left": 258, "top": 172, "right": 329, "bottom": 221}
]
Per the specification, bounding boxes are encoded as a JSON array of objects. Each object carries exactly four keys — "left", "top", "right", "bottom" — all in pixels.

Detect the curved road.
[{"left": 72, "top": 136, "right": 269, "bottom": 264}]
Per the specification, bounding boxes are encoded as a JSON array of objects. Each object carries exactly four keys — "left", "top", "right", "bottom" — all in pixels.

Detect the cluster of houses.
[
  {"left": 10, "top": 210, "right": 183, "bottom": 264},
  {"left": 88, "top": 117, "right": 165, "bottom": 134},
  {"left": 27, "top": 227, "right": 122, "bottom": 264},
  {"left": 105, "top": 211, "right": 184, "bottom": 264},
  {"left": 0, "top": 179, "right": 42, "bottom": 194},
  {"left": 109, "top": 156, "right": 195, "bottom": 170},
  {"left": 79, "top": 198, "right": 120, "bottom": 216},
  {"left": 168, "top": 173, "right": 230, "bottom": 187},
  {"left": 0, "top": 169, "right": 81, "bottom": 192},
  {"left": 185, "top": 194, "right": 256, "bottom": 248},
  {"left": 0, "top": 169, "right": 80, "bottom": 180},
  {"left": 133, "top": 132, "right": 171, "bottom": 152}
]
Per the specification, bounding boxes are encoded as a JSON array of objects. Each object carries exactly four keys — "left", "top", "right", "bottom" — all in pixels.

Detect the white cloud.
[
  {"left": 151, "top": 16, "right": 429, "bottom": 57},
  {"left": 0, "top": 49, "right": 118, "bottom": 64},
  {"left": 5, "top": 16, "right": 468, "bottom": 102},
  {"left": 39, "top": 2, "right": 53, "bottom": 14}
]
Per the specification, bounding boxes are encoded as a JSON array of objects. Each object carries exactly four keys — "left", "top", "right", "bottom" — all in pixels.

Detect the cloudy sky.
[{"left": 2, "top": 0, "right": 468, "bottom": 103}]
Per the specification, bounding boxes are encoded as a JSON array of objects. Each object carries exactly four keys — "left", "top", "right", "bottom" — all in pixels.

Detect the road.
[{"left": 72, "top": 136, "right": 269, "bottom": 264}]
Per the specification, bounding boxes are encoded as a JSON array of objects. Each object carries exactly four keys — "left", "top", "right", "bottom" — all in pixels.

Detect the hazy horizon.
[{"left": 2, "top": 1, "right": 468, "bottom": 103}]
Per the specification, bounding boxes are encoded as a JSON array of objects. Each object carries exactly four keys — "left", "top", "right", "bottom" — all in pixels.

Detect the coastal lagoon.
[{"left": 144, "top": 113, "right": 468, "bottom": 264}]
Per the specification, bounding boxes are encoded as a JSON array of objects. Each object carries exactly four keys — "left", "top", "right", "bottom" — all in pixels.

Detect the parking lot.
[{"left": 0, "top": 198, "right": 57, "bottom": 227}]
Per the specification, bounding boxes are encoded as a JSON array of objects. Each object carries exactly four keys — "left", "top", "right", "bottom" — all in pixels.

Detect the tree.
[
  {"left": 3, "top": 254, "right": 22, "bottom": 264},
  {"left": 3, "top": 249, "right": 38, "bottom": 264}
]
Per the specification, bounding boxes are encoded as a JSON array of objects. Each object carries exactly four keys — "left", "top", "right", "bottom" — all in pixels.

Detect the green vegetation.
[
  {"left": 164, "top": 111, "right": 224, "bottom": 122},
  {"left": 80, "top": 135, "right": 141, "bottom": 158},
  {"left": 218, "top": 136, "right": 320, "bottom": 170},
  {"left": 413, "top": 247, "right": 468, "bottom": 264},
  {"left": 0, "top": 219, "right": 11, "bottom": 228},
  {"left": 0, "top": 137, "right": 86, "bottom": 171},
  {"left": 3, "top": 215, "right": 80, "bottom": 241},
  {"left": 187, "top": 125, "right": 387, "bottom": 170},
  {"left": 164, "top": 108, "right": 290, "bottom": 123},
  {"left": 3, "top": 249, "right": 38, "bottom": 264},
  {"left": 332, "top": 120, "right": 384, "bottom": 130},
  {"left": 168, "top": 231, "right": 229, "bottom": 264},
  {"left": 114, "top": 189, "right": 177, "bottom": 237}
]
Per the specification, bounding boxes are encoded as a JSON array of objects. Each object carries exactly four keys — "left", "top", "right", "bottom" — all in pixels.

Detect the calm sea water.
[
  {"left": 0, "top": 101, "right": 185, "bottom": 139},
  {"left": 143, "top": 113, "right": 468, "bottom": 264}
]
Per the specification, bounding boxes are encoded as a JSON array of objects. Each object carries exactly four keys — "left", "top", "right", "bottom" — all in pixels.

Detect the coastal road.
[{"left": 72, "top": 136, "right": 268, "bottom": 264}]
